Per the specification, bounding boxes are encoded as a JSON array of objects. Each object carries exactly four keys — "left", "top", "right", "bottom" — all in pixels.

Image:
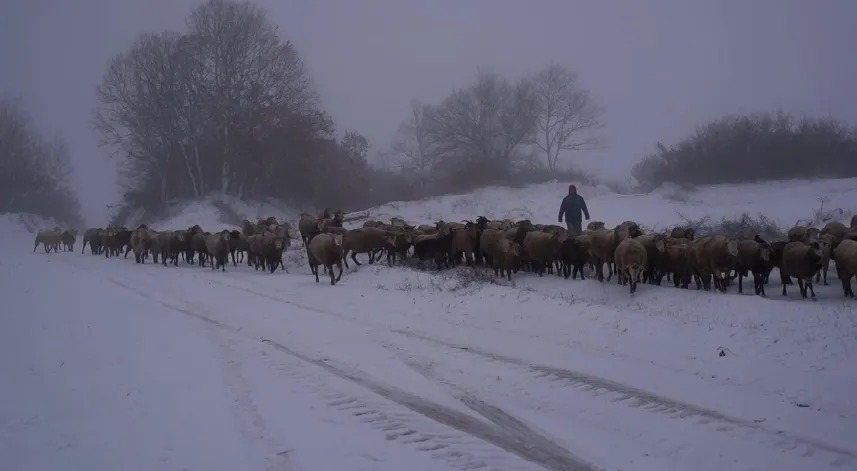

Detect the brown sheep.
[
  {"left": 559, "top": 236, "right": 588, "bottom": 280},
  {"left": 787, "top": 226, "right": 819, "bottom": 244},
  {"left": 298, "top": 213, "right": 321, "bottom": 246},
  {"left": 663, "top": 244, "right": 692, "bottom": 289},
  {"left": 308, "top": 232, "right": 345, "bottom": 285},
  {"left": 33, "top": 229, "right": 63, "bottom": 253},
  {"left": 189, "top": 231, "right": 208, "bottom": 266},
  {"left": 634, "top": 233, "right": 668, "bottom": 284},
  {"left": 832, "top": 239, "right": 857, "bottom": 297},
  {"left": 613, "top": 238, "right": 648, "bottom": 294},
  {"left": 586, "top": 221, "right": 606, "bottom": 231},
  {"left": 734, "top": 238, "right": 772, "bottom": 296},
  {"left": 163, "top": 230, "right": 188, "bottom": 266},
  {"left": 522, "top": 231, "right": 563, "bottom": 276},
  {"left": 780, "top": 241, "right": 823, "bottom": 300},
  {"left": 205, "top": 230, "right": 231, "bottom": 271},
  {"left": 101, "top": 229, "right": 116, "bottom": 258},
  {"left": 450, "top": 222, "right": 479, "bottom": 266},
  {"left": 60, "top": 229, "right": 77, "bottom": 252},
  {"left": 478, "top": 228, "right": 505, "bottom": 266},
  {"left": 341, "top": 227, "right": 392, "bottom": 268},
  {"left": 669, "top": 226, "right": 696, "bottom": 241},
  {"left": 130, "top": 228, "right": 151, "bottom": 263},
  {"left": 257, "top": 233, "right": 287, "bottom": 273},
  {"left": 81, "top": 228, "right": 104, "bottom": 255},
  {"left": 492, "top": 238, "right": 522, "bottom": 281},
  {"left": 814, "top": 234, "right": 835, "bottom": 285},
  {"left": 695, "top": 235, "right": 739, "bottom": 292},
  {"left": 588, "top": 222, "right": 641, "bottom": 282}
]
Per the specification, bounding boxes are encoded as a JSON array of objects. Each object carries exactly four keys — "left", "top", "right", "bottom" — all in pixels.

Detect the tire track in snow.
[
  {"left": 184, "top": 272, "right": 857, "bottom": 468},
  {"left": 66, "top": 257, "right": 598, "bottom": 471},
  {"left": 50, "top": 256, "right": 293, "bottom": 470},
  {"left": 390, "top": 328, "right": 857, "bottom": 468}
]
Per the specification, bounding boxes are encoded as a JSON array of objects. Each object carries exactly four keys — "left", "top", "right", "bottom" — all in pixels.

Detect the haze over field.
[{"left": 4, "top": 0, "right": 857, "bottom": 224}]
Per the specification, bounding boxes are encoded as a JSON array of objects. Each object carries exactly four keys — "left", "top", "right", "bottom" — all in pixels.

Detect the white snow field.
[{"left": 3, "top": 178, "right": 857, "bottom": 471}]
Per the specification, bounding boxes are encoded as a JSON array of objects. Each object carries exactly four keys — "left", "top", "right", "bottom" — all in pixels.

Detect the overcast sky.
[{"left": 4, "top": 0, "right": 857, "bottom": 225}]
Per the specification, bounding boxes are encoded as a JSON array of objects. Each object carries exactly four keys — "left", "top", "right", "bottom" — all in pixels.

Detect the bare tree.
[
  {"left": 93, "top": 0, "right": 362, "bottom": 220},
  {"left": 531, "top": 63, "right": 603, "bottom": 171},
  {"left": 426, "top": 68, "right": 540, "bottom": 188},
  {"left": 390, "top": 99, "right": 437, "bottom": 192},
  {"left": 0, "top": 95, "right": 83, "bottom": 227}
]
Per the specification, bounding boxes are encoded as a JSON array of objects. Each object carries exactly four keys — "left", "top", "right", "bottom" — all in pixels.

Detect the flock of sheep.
[{"left": 31, "top": 208, "right": 857, "bottom": 300}]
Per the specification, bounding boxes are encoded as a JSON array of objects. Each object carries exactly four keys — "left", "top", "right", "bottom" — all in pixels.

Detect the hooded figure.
[{"left": 558, "top": 184, "right": 590, "bottom": 235}]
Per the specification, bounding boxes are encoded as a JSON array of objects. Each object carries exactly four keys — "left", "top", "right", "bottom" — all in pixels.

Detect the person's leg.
[
  {"left": 566, "top": 220, "right": 574, "bottom": 234},
  {"left": 573, "top": 220, "right": 582, "bottom": 235}
]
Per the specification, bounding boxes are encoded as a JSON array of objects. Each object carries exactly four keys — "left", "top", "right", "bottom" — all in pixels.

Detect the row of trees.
[
  {"left": 93, "top": 0, "right": 604, "bottom": 219},
  {"left": 631, "top": 111, "right": 857, "bottom": 191},
  {"left": 378, "top": 65, "right": 603, "bottom": 199},
  {"left": 94, "top": 0, "right": 375, "bottom": 218},
  {"left": 0, "top": 96, "right": 83, "bottom": 227},
  {"left": 93, "top": 0, "right": 857, "bottom": 222}
]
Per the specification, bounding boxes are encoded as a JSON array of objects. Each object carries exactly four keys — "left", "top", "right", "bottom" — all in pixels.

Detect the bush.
[
  {"left": 675, "top": 211, "right": 785, "bottom": 241},
  {"left": 632, "top": 111, "right": 857, "bottom": 190}
]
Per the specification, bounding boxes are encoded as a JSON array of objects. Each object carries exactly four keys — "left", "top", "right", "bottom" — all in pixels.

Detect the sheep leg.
[
  {"left": 753, "top": 271, "right": 766, "bottom": 296},
  {"left": 350, "top": 252, "right": 361, "bottom": 266},
  {"left": 312, "top": 262, "right": 320, "bottom": 283}
]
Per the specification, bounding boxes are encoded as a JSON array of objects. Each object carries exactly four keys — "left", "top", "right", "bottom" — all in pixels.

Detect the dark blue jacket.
[{"left": 558, "top": 194, "right": 590, "bottom": 222}]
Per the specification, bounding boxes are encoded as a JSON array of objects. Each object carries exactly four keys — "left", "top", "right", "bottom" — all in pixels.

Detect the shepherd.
[{"left": 557, "top": 184, "right": 590, "bottom": 235}]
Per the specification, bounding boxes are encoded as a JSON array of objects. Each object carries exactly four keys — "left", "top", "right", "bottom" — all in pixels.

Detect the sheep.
[
  {"left": 162, "top": 230, "right": 188, "bottom": 266},
  {"left": 492, "top": 238, "right": 522, "bottom": 281},
  {"left": 522, "top": 231, "right": 563, "bottom": 276},
  {"left": 205, "top": 230, "right": 231, "bottom": 271},
  {"left": 559, "top": 236, "right": 588, "bottom": 280},
  {"left": 734, "top": 238, "right": 772, "bottom": 296},
  {"left": 341, "top": 227, "right": 391, "bottom": 268},
  {"left": 383, "top": 231, "right": 411, "bottom": 265},
  {"left": 814, "top": 234, "right": 835, "bottom": 285},
  {"left": 586, "top": 221, "right": 606, "bottom": 231},
  {"left": 787, "top": 226, "right": 819, "bottom": 244},
  {"left": 259, "top": 233, "right": 287, "bottom": 273},
  {"left": 184, "top": 225, "right": 204, "bottom": 264},
  {"left": 189, "top": 231, "right": 208, "bottom": 266},
  {"left": 33, "top": 229, "right": 63, "bottom": 253},
  {"left": 130, "top": 228, "right": 151, "bottom": 263},
  {"left": 832, "top": 239, "right": 857, "bottom": 297},
  {"left": 298, "top": 213, "right": 321, "bottom": 246},
  {"left": 613, "top": 238, "right": 648, "bottom": 294},
  {"left": 663, "top": 243, "right": 692, "bottom": 289},
  {"left": 412, "top": 228, "right": 455, "bottom": 270},
  {"left": 449, "top": 222, "right": 479, "bottom": 266},
  {"left": 228, "top": 230, "right": 248, "bottom": 266},
  {"left": 633, "top": 233, "right": 668, "bottom": 284},
  {"left": 780, "top": 241, "right": 823, "bottom": 300},
  {"left": 308, "top": 232, "right": 345, "bottom": 285},
  {"left": 588, "top": 222, "right": 642, "bottom": 282},
  {"left": 669, "top": 226, "right": 696, "bottom": 241},
  {"left": 694, "top": 235, "right": 739, "bottom": 292},
  {"left": 477, "top": 228, "right": 505, "bottom": 266},
  {"left": 101, "top": 229, "right": 116, "bottom": 258},
  {"left": 851, "top": 215, "right": 857, "bottom": 229},
  {"left": 81, "top": 228, "right": 103, "bottom": 255},
  {"left": 61, "top": 229, "right": 77, "bottom": 252}
]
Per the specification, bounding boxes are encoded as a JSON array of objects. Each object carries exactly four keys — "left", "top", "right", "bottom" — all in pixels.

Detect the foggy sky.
[{"left": 4, "top": 0, "right": 857, "bottom": 225}]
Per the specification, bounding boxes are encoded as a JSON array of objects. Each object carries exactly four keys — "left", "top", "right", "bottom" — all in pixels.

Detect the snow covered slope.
[
  {"left": 363, "top": 178, "right": 856, "bottom": 230},
  {"left": 3, "top": 178, "right": 857, "bottom": 471}
]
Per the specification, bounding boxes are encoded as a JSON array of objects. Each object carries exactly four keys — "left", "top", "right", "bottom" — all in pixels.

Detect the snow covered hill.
[{"left": 2, "top": 178, "right": 857, "bottom": 471}]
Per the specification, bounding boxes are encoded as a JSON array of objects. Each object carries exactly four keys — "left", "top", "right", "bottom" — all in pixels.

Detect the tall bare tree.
[
  {"left": 0, "top": 95, "right": 83, "bottom": 226},
  {"left": 531, "top": 64, "right": 603, "bottom": 171},
  {"left": 426, "top": 68, "right": 540, "bottom": 188},
  {"left": 390, "top": 99, "right": 437, "bottom": 192},
  {"left": 93, "top": 0, "right": 361, "bottom": 219}
]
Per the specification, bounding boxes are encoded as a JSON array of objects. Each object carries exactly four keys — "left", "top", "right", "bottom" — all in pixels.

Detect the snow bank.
[
  {"left": 361, "top": 178, "right": 857, "bottom": 230},
  {"left": 146, "top": 196, "right": 302, "bottom": 231},
  {"left": 0, "top": 212, "right": 64, "bottom": 237}
]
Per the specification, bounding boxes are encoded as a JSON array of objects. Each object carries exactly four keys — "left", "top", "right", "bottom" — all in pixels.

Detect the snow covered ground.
[{"left": 2, "top": 178, "right": 857, "bottom": 471}]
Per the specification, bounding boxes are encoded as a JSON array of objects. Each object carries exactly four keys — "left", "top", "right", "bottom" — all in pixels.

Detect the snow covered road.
[{"left": 3, "top": 236, "right": 857, "bottom": 471}]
